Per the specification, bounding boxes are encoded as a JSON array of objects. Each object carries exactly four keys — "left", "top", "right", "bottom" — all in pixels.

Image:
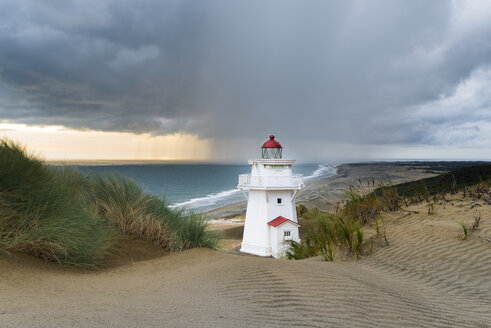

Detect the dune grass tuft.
[
  {"left": 286, "top": 209, "right": 364, "bottom": 261},
  {"left": 471, "top": 212, "right": 481, "bottom": 230},
  {"left": 0, "top": 139, "right": 116, "bottom": 268},
  {"left": 88, "top": 174, "right": 220, "bottom": 251},
  {"left": 460, "top": 222, "right": 469, "bottom": 240},
  {"left": 87, "top": 174, "right": 174, "bottom": 249},
  {"left": 289, "top": 180, "right": 399, "bottom": 261},
  {"left": 167, "top": 211, "right": 222, "bottom": 250}
]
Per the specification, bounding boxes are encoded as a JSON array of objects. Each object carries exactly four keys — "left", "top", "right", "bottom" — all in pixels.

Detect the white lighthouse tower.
[{"left": 238, "top": 135, "right": 304, "bottom": 258}]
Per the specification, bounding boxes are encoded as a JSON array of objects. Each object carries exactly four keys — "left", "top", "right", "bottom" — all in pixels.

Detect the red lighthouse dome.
[
  {"left": 262, "top": 135, "right": 282, "bottom": 148},
  {"left": 261, "top": 135, "right": 283, "bottom": 159}
]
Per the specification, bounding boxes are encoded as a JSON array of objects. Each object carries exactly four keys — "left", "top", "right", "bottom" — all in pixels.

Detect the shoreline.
[
  {"left": 204, "top": 161, "right": 486, "bottom": 219},
  {"left": 169, "top": 163, "right": 337, "bottom": 211}
]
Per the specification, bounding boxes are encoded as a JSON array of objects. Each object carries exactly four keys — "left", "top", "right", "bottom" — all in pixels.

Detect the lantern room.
[{"left": 262, "top": 135, "right": 282, "bottom": 159}]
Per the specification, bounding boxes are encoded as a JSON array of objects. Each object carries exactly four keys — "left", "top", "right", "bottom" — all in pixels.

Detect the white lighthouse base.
[
  {"left": 240, "top": 218, "right": 300, "bottom": 258},
  {"left": 240, "top": 242, "right": 272, "bottom": 257}
]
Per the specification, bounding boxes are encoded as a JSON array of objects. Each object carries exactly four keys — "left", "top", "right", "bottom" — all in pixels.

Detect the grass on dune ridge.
[
  {"left": 288, "top": 165, "right": 490, "bottom": 261},
  {"left": 288, "top": 179, "right": 392, "bottom": 261},
  {"left": 0, "top": 139, "right": 220, "bottom": 268},
  {"left": 0, "top": 140, "right": 115, "bottom": 268},
  {"left": 88, "top": 174, "right": 221, "bottom": 251}
]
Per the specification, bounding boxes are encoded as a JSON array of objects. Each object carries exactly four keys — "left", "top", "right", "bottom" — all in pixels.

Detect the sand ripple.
[{"left": 0, "top": 196, "right": 490, "bottom": 327}]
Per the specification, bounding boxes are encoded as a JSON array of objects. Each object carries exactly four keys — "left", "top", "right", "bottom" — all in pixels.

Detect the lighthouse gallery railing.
[{"left": 238, "top": 174, "right": 304, "bottom": 189}]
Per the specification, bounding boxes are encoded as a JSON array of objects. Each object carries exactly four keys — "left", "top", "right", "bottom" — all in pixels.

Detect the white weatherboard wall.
[
  {"left": 241, "top": 190, "right": 271, "bottom": 256},
  {"left": 266, "top": 190, "right": 297, "bottom": 223},
  {"left": 270, "top": 221, "right": 300, "bottom": 258},
  {"left": 238, "top": 159, "right": 304, "bottom": 258}
]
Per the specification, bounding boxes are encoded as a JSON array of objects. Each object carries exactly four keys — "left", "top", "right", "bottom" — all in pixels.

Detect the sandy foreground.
[{"left": 1, "top": 163, "right": 490, "bottom": 327}]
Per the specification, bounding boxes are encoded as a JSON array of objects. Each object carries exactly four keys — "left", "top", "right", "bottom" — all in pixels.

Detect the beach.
[
  {"left": 205, "top": 162, "right": 448, "bottom": 218},
  {"left": 1, "top": 162, "right": 490, "bottom": 327}
]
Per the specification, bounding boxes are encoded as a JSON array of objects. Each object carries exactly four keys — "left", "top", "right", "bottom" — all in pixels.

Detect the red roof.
[
  {"left": 262, "top": 135, "right": 282, "bottom": 148},
  {"left": 267, "top": 216, "right": 300, "bottom": 227}
]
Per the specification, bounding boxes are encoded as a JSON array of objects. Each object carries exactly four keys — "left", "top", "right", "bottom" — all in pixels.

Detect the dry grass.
[
  {"left": 88, "top": 174, "right": 174, "bottom": 249},
  {"left": 88, "top": 174, "right": 221, "bottom": 251}
]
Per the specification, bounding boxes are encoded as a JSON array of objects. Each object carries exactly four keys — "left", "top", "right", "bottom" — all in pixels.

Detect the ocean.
[{"left": 77, "top": 163, "right": 337, "bottom": 212}]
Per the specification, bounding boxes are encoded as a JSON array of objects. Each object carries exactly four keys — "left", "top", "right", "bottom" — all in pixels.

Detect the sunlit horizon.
[
  {"left": 2, "top": 122, "right": 491, "bottom": 165},
  {"left": 0, "top": 123, "right": 213, "bottom": 162}
]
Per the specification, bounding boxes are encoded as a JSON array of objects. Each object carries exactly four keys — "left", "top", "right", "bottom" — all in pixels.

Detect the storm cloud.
[{"left": 1, "top": 0, "right": 491, "bottom": 160}]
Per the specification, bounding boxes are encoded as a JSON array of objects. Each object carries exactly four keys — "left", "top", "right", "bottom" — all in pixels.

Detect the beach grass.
[
  {"left": 460, "top": 222, "right": 469, "bottom": 240},
  {"left": 167, "top": 211, "right": 222, "bottom": 250},
  {"left": 0, "top": 139, "right": 220, "bottom": 268},
  {"left": 287, "top": 208, "right": 364, "bottom": 260},
  {"left": 88, "top": 174, "right": 175, "bottom": 249},
  {"left": 133, "top": 189, "right": 221, "bottom": 250},
  {"left": 0, "top": 139, "right": 116, "bottom": 268}
]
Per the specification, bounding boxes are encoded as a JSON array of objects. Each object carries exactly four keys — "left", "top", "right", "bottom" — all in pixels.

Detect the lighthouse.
[{"left": 238, "top": 135, "right": 304, "bottom": 258}]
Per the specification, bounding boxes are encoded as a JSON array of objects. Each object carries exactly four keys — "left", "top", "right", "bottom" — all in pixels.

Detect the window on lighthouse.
[
  {"left": 277, "top": 198, "right": 282, "bottom": 204},
  {"left": 284, "top": 230, "right": 291, "bottom": 237}
]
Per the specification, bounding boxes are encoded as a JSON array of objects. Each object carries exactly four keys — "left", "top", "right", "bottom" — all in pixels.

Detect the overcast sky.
[{"left": 1, "top": 0, "right": 491, "bottom": 162}]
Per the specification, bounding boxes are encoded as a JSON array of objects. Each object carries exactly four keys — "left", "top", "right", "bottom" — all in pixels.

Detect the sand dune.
[
  {"left": 1, "top": 192, "right": 490, "bottom": 327},
  {"left": 361, "top": 196, "right": 491, "bottom": 323}
]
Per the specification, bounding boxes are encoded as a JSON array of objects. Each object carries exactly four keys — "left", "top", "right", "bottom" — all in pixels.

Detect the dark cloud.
[{"left": 1, "top": 0, "right": 491, "bottom": 160}]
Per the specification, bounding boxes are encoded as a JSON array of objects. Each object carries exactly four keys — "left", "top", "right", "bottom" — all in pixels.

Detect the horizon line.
[{"left": 47, "top": 158, "right": 491, "bottom": 166}]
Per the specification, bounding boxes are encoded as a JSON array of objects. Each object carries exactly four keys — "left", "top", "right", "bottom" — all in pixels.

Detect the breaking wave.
[
  {"left": 169, "top": 188, "right": 242, "bottom": 210},
  {"left": 170, "top": 164, "right": 337, "bottom": 211},
  {"left": 304, "top": 164, "right": 337, "bottom": 181}
]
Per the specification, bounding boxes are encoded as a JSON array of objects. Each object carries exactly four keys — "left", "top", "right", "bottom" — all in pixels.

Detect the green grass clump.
[
  {"left": 286, "top": 209, "right": 364, "bottom": 260},
  {"left": 89, "top": 174, "right": 219, "bottom": 251},
  {"left": 341, "top": 180, "right": 403, "bottom": 224},
  {"left": 0, "top": 139, "right": 220, "bottom": 268},
  {"left": 459, "top": 212, "right": 483, "bottom": 240},
  {"left": 289, "top": 181, "right": 400, "bottom": 261},
  {"left": 87, "top": 174, "right": 173, "bottom": 249},
  {"left": 343, "top": 189, "right": 383, "bottom": 224},
  {"left": 144, "top": 196, "right": 221, "bottom": 250},
  {"left": 428, "top": 203, "right": 435, "bottom": 215},
  {"left": 287, "top": 239, "right": 318, "bottom": 260},
  {"left": 0, "top": 140, "right": 116, "bottom": 268},
  {"left": 296, "top": 203, "right": 309, "bottom": 218},
  {"left": 460, "top": 222, "right": 469, "bottom": 240},
  {"left": 83, "top": 172, "right": 221, "bottom": 251},
  {"left": 168, "top": 212, "right": 221, "bottom": 250}
]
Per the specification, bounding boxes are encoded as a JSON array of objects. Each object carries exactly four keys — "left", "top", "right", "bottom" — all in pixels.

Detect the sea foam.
[
  {"left": 304, "top": 164, "right": 337, "bottom": 181},
  {"left": 169, "top": 188, "right": 242, "bottom": 210},
  {"left": 170, "top": 164, "right": 337, "bottom": 211}
]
